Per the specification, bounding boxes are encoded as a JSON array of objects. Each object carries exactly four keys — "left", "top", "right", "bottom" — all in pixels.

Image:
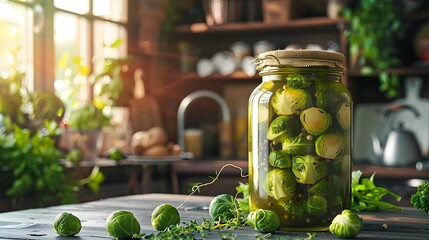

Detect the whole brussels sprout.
[
  {"left": 106, "top": 210, "right": 141, "bottom": 239},
  {"left": 267, "top": 115, "right": 301, "bottom": 141},
  {"left": 300, "top": 107, "right": 331, "bottom": 135},
  {"left": 151, "top": 204, "right": 181, "bottom": 231},
  {"left": 53, "top": 212, "right": 82, "bottom": 237},
  {"left": 308, "top": 175, "right": 341, "bottom": 196},
  {"left": 264, "top": 169, "right": 296, "bottom": 200},
  {"left": 268, "top": 150, "right": 292, "bottom": 168},
  {"left": 337, "top": 103, "right": 351, "bottom": 130},
  {"left": 307, "top": 195, "right": 328, "bottom": 215},
  {"left": 271, "top": 87, "right": 311, "bottom": 115},
  {"left": 315, "top": 133, "right": 345, "bottom": 159},
  {"left": 329, "top": 209, "right": 363, "bottom": 238},
  {"left": 292, "top": 155, "right": 328, "bottom": 184},
  {"left": 209, "top": 194, "right": 239, "bottom": 222},
  {"left": 282, "top": 135, "right": 314, "bottom": 155},
  {"left": 247, "top": 209, "right": 280, "bottom": 233},
  {"left": 286, "top": 74, "right": 311, "bottom": 89}
]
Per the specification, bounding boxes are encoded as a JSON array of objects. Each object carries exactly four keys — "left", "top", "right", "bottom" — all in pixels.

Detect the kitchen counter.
[{"left": 0, "top": 193, "right": 428, "bottom": 239}]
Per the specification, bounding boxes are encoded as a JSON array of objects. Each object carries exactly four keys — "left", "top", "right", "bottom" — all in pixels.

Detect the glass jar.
[{"left": 248, "top": 49, "right": 352, "bottom": 231}]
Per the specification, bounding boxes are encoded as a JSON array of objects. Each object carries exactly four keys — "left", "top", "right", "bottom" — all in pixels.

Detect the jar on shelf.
[{"left": 248, "top": 49, "right": 352, "bottom": 231}]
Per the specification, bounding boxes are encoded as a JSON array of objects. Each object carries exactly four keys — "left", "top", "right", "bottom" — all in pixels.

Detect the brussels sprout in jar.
[{"left": 248, "top": 49, "right": 352, "bottom": 231}]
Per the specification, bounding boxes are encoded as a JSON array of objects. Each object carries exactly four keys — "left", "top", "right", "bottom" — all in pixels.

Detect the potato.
[
  {"left": 143, "top": 144, "right": 168, "bottom": 156},
  {"left": 131, "top": 131, "right": 147, "bottom": 148},
  {"left": 141, "top": 127, "right": 167, "bottom": 149}
]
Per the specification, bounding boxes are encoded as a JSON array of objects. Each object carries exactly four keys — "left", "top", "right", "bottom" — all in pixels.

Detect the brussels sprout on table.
[
  {"left": 292, "top": 155, "right": 328, "bottom": 184},
  {"left": 264, "top": 168, "right": 296, "bottom": 200},
  {"left": 329, "top": 209, "right": 363, "bottom": 238},
  {"left": 307, "top": 195, "right": 328, "bottom": 215},
  {"left": 53, "top": 212, "right": 82, "bottom": 236},
  {"left": 268, "top": 150, "right": 292, "bottom": 168},
  {"left": 271, "top": 87, "right": 311, "bottom": 115},
  {"left": 247, "top": 209, "right": 281, "bottom": 233},
  {"left": 300, "top": 107, "right": 331, "bottom": 135},
  {"left": 151, "top": 204, "right": 181, "bottom": 231},
  {"left": 315, "top": 133, "right": 345, "bottom": 159},
  {"left": 209, "top": 194, "right": 239, "bottom": 222},
  {"left": 267, "top": 115, "right": 301, "bottom": 141},
  {"left": 106, "top": 210, "right": 141, "bottom": 239}
]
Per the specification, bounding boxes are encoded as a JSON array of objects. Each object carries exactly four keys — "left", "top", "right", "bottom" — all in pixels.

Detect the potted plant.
[
  {"left": 58, "top": 39, "right": 131, "bottom": 162},
  {"left": 0, "top": 49, "right": 104, "bottom": 208},
  {"left": 341, "top": 0, "right": 412, "bottom": 98}
]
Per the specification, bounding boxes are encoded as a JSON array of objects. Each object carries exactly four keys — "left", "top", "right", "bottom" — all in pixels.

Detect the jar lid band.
[{"left": 253, "top": 49, "right": 345, "bottom": 72}]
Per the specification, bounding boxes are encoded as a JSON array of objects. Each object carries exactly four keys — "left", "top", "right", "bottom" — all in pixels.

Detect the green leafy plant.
[
  {"left": 58, "top": 39, "right": 131, "bottom": 131},
  {"left": 410, "top": 181, "right": 429, "bottom": 214},
  {"left": 342, "top": 0, "right": 409, "bottom": 98},
  {"left": 351, "top": 170, "right": 402, "bottom": 211},
  {"left": 0, "top": 48, "right": 104, "bottom": 208},
  {"left": 0, "top": 122, "right": 78, "bottom": 206}
]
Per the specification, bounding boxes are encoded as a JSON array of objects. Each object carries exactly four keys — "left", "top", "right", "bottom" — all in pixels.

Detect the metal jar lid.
[{"left": 253, "top": 49, "right": 345, "bottom": 72}]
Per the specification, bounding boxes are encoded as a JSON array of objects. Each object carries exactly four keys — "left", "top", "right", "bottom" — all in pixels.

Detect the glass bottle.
[{"left": 248, "top": 49, "right": 352, "bottom": 231}]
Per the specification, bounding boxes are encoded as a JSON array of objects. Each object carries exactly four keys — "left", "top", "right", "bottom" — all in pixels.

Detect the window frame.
[{"left": 5, "top": 0, "right": 129, "bottom": 92}]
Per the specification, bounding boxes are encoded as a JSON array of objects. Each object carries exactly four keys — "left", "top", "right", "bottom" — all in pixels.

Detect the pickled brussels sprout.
[
  {"left": 333, "top": 154, "right": 350, "bottom": 175},
  {"left": 264, "top": 169, "right": 296, "bottom": 200},
  {"left": 282, "top": 135, "right": 314, "bottom": 155},
  {"left": 337, "top": 103, "right": 351, "bottom": 130},
  {"left": 315, "top": 133, "right": 345, "bottom": 159},
  {"left": 271, "top": 87, "right": 310, "bottom": 115},
  {"left": 287, "top": 74, "right": 311, "bottom": 89},
  {"left": 151, "top": 204, "right": 180, "bottom": 231},
  {"left": 307, "top": 195, "right": 328, "bottom": 215},
  {"left": 209, "top": 194, "right": 239, "bottom": 222},
  {"left": 292, "top": 155, "right": 328, "bottom": 184},
  {"left": 316, "top": 81, "right": 349, "bottom": 110},
  {"left": 267, "top": 115, "right": 300, "bottom": 141},
  {"left": 281, "top": 200, "right": 306, "bottom": 219},
  {"left": 268, "top": 150, "right": 292, "bottom": 168},
  {"left": 308, "top": 175, "right": 341, "bottom": 196},
  {"left": 329, "top": 209, "right": 363, "bottom": 238},
  {"left": 300, "top": 107, "right": 331, "bottom": 135},
  {"left": 106, "top": 210, "right": 141, "bottom": 239},
  {"left": 53, "top": 212, "right": 81, "bottom": 237},
  {"left": 330, "top": 195, "right": 344, "bottom": 213},
  {"left": 247, "top": 209, "right": 281, "bottom": 233}
]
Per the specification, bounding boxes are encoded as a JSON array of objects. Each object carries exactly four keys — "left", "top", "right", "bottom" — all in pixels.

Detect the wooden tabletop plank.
[{"left": 0, "top": 193, "right": 428, "bottom": 239}]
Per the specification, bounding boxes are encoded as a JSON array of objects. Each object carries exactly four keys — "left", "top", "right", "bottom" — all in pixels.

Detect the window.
[
  {"left": 0, "top": 0, "right": 128, "bottom": 111},
  {"left": 53, "top": 0, "right": 128, "bottom": 112},
  {"left": 0, "top": 0, "right": 34, "bottom": 90}
]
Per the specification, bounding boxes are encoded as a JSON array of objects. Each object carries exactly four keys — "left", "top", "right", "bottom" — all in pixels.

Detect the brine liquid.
[{"left": 248, "top": 77, "right": 351, "bottom": 231}]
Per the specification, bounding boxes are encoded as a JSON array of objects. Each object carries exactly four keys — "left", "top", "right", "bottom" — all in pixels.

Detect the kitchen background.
[{"left": 1, "top": 0, "right": 429, "bottom": 210}]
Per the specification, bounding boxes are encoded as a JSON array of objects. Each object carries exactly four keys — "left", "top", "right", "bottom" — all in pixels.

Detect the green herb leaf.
[{"left": 351, "top": 170, "right": 402, "bottom": 211}]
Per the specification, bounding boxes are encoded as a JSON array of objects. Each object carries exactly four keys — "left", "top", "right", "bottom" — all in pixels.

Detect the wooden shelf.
[
  {"left": 154, "top": 71, "right": 260, "bottom": 96},
  {"left": 349, "top": 65, "right": 429, "bottom": 77},
  {"left": 173, "top": 17, "right": 347, "bottom": 35}
]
